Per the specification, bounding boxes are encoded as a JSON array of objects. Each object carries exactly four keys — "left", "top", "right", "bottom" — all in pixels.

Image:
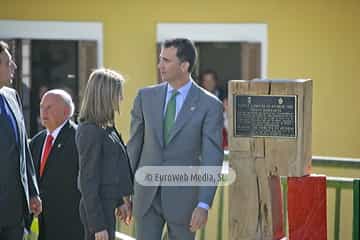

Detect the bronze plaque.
[{"left": 234, "top": 95, "right": 297, "bottom": 138}]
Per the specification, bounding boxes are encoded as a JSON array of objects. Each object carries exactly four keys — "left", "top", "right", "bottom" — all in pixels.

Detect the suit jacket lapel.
[
  {"left": 0, "top": 91, "right": 22, "bottom": 145},
  {"left": 167, "top": 82, "right": 200, "bottom": 145},
  {"left": 0, "top": 114, "right": 16, "bottom": 143},
  {"left": 34, "top": 132, "right": 46, "bottom": 181},
  {"left": 41, "top": 121, "right": 69, "bottom": 180},
  {"left": 151, "top": 83, "right": 167, "bottom": 148}
]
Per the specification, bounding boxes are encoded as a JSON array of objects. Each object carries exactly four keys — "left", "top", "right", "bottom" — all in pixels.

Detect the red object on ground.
[{"left": 288, "top": 175, "right": 327, "bottom": 240}]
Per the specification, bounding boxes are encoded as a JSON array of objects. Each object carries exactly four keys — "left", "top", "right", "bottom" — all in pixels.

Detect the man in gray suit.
[
  {"left": 0, "top": 41, "right": 42, "bottom": 240},
  {"left": 128, "top": 38, "right": 224, "bottom": 239}
]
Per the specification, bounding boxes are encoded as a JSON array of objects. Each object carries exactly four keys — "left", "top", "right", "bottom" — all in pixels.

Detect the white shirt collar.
[
  {"left": 167, "top": 79, "right": 193, "bottom": 96},
  {"left": 46, "top": 119, "right": 68, "bottom": 142}
]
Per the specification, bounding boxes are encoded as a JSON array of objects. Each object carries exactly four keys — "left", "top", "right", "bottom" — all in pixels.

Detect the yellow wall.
[{"left": 2, "top": 0, "right": 360, "bottom": 158}]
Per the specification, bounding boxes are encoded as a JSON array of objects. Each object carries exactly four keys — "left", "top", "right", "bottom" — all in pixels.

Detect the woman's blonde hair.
[{"left": 78, "top": 68, "right": 125, "bottom": 126}]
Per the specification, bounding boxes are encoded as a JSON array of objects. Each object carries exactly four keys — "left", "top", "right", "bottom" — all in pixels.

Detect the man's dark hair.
[
  {"left": 199, "top": 69, "right": 219, "bottom": 85},
  {"left": 163, "top": 38, "right": 197, "bottom": 73}
]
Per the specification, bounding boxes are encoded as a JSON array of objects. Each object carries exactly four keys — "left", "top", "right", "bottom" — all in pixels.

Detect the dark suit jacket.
[
  {"left": 76, "top": 122, "right": 133, "bottom": 233},
  {"left": 0, "top": 87, "right": 39, "bottom": 227},
  {"left": 29, "top": 120, "right": 83, "bottom": 240}
]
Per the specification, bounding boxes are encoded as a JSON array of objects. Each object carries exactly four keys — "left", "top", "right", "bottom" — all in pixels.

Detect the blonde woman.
[{"left": 76, "top": 69, "right": 133, "bottom": 240}]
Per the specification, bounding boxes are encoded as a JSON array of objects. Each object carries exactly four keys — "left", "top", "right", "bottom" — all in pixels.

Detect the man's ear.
[
  {"left": 180, "top": 61, "right": 190, "bottom": 73},
  {"left": 64, "top": 106, "right": 71, "bottom": 118}
]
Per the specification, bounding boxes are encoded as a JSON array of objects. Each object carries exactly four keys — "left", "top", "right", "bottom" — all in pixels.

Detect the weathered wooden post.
[{"left": 228, "top": 79, "right": 326, "bottom": 240}]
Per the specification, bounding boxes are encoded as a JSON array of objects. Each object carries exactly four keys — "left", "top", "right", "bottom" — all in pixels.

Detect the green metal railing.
[
  {"left": 312, "top": 156, "right": 360, "bottom": 169},
  {"left": 328, "top": 177, "right": 354, "bottom": 240},
  {"left": 313, "top": 156, "right": 360, "bottom": 240}
]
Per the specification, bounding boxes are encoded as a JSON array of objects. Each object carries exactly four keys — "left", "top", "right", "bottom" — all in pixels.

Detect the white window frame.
[{"left": 0, "top": 20, "right": 103, "bottom": 66}]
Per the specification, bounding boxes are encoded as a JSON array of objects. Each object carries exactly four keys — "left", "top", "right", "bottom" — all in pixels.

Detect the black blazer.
[
  {"left": 0, "top": 87, "right": 39, "bottom": 226},
  {"left": 76, "top": 122, "right": 133, "bottom": 233},
  {"left": 29, "top": 120, "right": 83, "bottom": 240}
]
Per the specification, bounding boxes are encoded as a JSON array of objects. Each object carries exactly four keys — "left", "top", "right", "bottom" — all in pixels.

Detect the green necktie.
[{"left": 164, "top": 90, "right": 178, "bottom": 145}]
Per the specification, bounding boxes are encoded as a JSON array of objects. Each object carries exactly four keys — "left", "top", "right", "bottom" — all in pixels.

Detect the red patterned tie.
[{"left": 40, "top": 134, "right": 54, "bottom": 177}]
